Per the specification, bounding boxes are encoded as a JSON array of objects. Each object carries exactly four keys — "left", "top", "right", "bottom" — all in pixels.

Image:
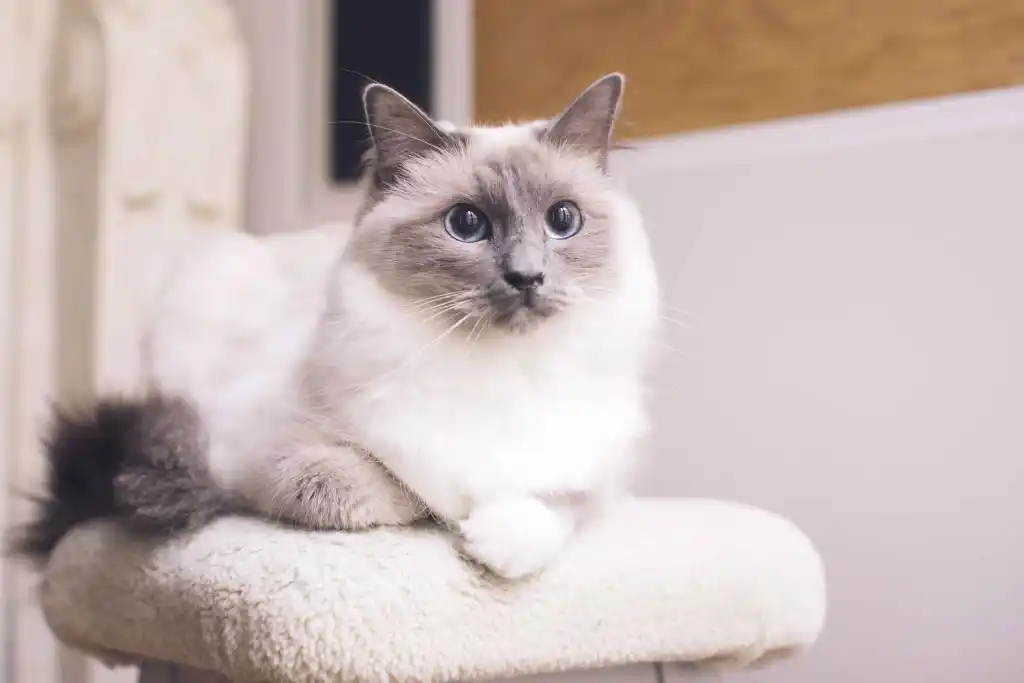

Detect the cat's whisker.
[
  {"left": 352, "top": 311, "right": 474, "bottom": 396},
  {"left": 465, "top": 314, "right": 485, "bottom": 346},
  {"left": 418, "top": 301, "right": 467, "bottom": 324},
  {"left": 333, "top": 71, "right": 447, "bottom": 159},
  {"left": 361, "top": 450, "right": 432, "bottom": 518},
  {"left": 415, "top": 295, "right": 472, "bottom": 315},
  {"left": 426, "top": 311, "right": 474, "bottom": 348},
  {"left": 659, "top": 315, "right": 692, "bottom": 329},
  {"left": 398, "top": 95, "right": 447, "bottom": 142},
  {"left": 409, "top": 290, "right": 470, "bottom": 306},
  {"left": 329, "top": 120, "right": 445, "bottom": 155},
  {"left": 661, "top": 303, "right": 695, "bottom": 317},
  {"left": 409, "top": 292, "right": 467, "bottom": 310},
  {"left": 580, "top": 284, "right": 695, "bottom": 328},
  {"left": 472, "top": 319, "right": 490, "bottom": 346},
  {"left": 414, "top": 301, "right": 460, "bottom": 318},
  {"left": 652, "top": 338, "right": 689, "bottom": 358},
  {"left": 417, "top": 292, "right": 478, "bottom": 318}
]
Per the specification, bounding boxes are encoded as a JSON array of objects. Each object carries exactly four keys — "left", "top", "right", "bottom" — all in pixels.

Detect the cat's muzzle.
[{"left": 486, "top": 285, "right": 558, "bottom": 332}]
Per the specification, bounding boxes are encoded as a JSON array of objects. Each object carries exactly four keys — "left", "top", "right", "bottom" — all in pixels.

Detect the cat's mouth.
[{"left": 487, "top": 288, "right": 558, "bottom": 332}]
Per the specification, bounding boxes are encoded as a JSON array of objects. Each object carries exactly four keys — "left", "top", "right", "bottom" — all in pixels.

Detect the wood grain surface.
[{"left": 475, "top": 0, "right": 1024, "bottom": 137}]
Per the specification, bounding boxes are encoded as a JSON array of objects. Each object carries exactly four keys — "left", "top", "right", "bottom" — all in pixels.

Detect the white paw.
[{"left": 459, "top": 498, "right": 573, "bottom": 580}]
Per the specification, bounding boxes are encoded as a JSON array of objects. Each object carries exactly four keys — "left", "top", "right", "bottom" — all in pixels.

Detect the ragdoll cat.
[{"left": 15, "top": 73, "right": 660, "bottom": 580}]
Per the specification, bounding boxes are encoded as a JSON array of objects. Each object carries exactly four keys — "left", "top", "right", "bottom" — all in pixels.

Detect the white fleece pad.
[{"left": 41, "top": 498, "right": 826, "bottom": 683}]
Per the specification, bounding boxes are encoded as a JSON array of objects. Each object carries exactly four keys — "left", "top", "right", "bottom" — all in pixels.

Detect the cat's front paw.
[
  {"left": 459, "top": 498, "right": 573, "bottom": 580},
  {"left": 259, "top": 442, "right": 427, "bottom": 531}
]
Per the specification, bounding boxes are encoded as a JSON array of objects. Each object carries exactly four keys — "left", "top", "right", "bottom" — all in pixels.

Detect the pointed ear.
[
  {"left": 543, "top": 73, "right": 625, "bottom": 171},
  {"left": 363, "top": 83, "right": 450, "bottom": 185}
]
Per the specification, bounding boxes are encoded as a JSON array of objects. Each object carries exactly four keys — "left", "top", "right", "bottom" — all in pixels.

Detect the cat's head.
[{"left": 347, "top": 73, "right": 638, "bottom": 334}]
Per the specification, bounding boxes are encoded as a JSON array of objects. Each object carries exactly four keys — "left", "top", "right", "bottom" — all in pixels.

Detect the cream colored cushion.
[{"left": 42, "top": 498, "right": 825, "bottom": 683}]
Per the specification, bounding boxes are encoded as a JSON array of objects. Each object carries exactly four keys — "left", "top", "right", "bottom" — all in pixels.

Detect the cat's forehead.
[
  {"left": 400, "top": 121, "right": 611, "bottom": 209},
  {"left": 461, "top": 121, "right": 548, "bottom": 154}
]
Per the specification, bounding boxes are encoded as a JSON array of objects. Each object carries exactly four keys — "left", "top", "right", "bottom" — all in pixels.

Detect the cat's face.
[{"left": 349, "top": 74, "right": 626, "bottom": 334}]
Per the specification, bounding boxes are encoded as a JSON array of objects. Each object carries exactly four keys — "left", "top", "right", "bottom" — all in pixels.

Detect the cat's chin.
[
  {"left": 492, "top": 306, "right": 552, "bottom": 334},
  {"left": 487, "top": 296, "right": 560, "bottom": 334}
]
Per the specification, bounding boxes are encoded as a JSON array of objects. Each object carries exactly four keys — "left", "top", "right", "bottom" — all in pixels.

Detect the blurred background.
[{"left": 3, "top": 1, "right": 1023, "bottom": 682}]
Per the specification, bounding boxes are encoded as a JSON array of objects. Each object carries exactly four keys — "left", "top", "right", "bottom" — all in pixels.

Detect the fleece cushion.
[{"left": 40, "top": 497, "right": 826, "bottom": 683}]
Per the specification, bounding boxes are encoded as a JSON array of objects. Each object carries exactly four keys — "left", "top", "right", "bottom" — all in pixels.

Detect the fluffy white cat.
[{"left": 19, "top": 74, "right": 659, "bottom": 580}]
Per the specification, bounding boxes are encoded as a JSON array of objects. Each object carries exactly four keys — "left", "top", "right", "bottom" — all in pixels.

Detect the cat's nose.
[{"left": 502, "top": 269, "right": 545, "bottom": 291}]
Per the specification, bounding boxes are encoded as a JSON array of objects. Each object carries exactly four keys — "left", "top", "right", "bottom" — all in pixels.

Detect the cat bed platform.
[{"left": 40, "top": 498, "right": 826, "bottom": 683}]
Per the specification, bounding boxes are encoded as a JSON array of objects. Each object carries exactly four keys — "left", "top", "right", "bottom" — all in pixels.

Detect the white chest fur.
[
  {"left": 315, "top": 261, "right": 653, "bottom": 521},
  {"left": 346, "top": 338, "right": 645, "bottom": 521}
]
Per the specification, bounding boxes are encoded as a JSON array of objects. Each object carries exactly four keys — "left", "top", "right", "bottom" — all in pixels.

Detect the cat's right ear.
[
  {"left": 543, "top": 73, "right": 625, "bottom": 172},
  {"left": 363, "top": 84, "right": 450, "bottom": 186}
]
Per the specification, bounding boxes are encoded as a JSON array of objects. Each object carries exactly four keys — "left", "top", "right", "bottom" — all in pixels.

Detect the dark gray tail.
[{"left": 11, "top": 394, "right": 234, "bottom": 564}]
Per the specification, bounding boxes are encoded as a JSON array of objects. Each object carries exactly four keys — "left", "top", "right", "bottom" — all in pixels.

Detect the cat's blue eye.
[
  {"left": 545, "top": 200, "right": 583, "bottom": 239},
  {"left": 444, "top": 204, "right": 491, "bottom": 243}
]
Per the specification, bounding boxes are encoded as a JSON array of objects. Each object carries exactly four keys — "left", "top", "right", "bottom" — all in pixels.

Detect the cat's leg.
[
  {"left": 252, "top": 437, "right": 427, "bottom": 530},
  {"left": 459, "top": 497, "right": 576, "bottom": 580}
]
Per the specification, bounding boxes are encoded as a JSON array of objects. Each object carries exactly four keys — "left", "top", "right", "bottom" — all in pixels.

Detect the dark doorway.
[{"left": 328, "top": 0, "right": 434, "bottom": 183}]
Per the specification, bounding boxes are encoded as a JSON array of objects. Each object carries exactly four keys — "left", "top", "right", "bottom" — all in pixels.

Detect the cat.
[{"left": 15, "top": 73, "right": 660, "bottom": 580}]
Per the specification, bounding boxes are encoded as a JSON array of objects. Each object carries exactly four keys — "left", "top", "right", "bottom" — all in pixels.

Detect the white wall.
[{"left": 617, "top": 88, "right": 1024, "bottom": 683}]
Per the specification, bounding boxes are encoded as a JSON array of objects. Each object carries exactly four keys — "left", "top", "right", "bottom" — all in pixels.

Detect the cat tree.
[{"left": 18, "top": 1, "right": 826, "bottom": 682}]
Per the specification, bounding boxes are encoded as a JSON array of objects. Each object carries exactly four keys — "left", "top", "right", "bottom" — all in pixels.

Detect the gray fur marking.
[
  {"left": 113, "top": 396, "right": 232, "bottom": 532},
  {"left": 10, "top": 394, "right": 232, "bottom": 563}
]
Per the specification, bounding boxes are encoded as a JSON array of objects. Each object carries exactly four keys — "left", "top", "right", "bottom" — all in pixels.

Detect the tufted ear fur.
[
  {"left": 363, "top": 84, "right": 452, "bottom": 186},
  {"left": 542, "top": 73, "right": 625, "bottom": 171}
]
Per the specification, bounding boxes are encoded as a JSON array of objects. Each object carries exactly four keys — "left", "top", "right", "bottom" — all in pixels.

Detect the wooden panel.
[{"left": 475, "top": 0, "right": 1024, "bottom": 137}]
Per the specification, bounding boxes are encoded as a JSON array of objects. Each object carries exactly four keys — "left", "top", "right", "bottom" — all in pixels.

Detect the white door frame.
[{"left": 228, "top": 0, "right": 474, "bottom": 235}]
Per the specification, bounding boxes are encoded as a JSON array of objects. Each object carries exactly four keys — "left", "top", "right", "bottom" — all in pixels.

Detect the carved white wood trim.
[
  {"left": 53, "top": 0, "right": 250, "bottom": 396},
  {"left": 1, "top": 1, "right": 63, "bottom": 682},
  {"left": 1, "top": 1, "right": 247, "bottom": 682}
]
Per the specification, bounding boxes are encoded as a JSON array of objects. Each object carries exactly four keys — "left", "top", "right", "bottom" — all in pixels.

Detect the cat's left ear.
[
  {"left": 542, "top": 72, "right": 625, "bottom": 171},
  {"left": 363, "top": 83, "right": 451, "bottom": 186}
]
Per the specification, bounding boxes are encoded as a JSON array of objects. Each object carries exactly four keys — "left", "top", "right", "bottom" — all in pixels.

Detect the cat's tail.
[{"left": 9, "top": 393, "right": 234, "bottom": 565}]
